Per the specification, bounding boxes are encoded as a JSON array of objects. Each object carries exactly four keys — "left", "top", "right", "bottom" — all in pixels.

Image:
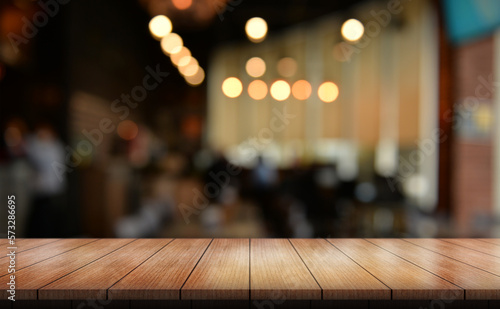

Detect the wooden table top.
[{"left": 1, "top": 238, "right": 500, "bottom": 301}]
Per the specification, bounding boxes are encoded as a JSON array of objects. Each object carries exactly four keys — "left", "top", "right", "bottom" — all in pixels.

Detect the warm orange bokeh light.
[
  {"left": 245, "top": 17, "right": 268, "bottom": 43},
  {"left": 341, "top": 19, "right": 364, "bottom": 42},
  {"left": 292, "top": 80, "right": 312, "bottom": 100},
  {"left": 318, "top": 82, "right": 339, "bottom": 103},
  {"left": 185, "top": 67, "right": 205, "bottom": 86},
  {"left": 245, "top": 57, "right": 266, "bottom": 78},
  {"left": 182, "top": 63, "right": 199, "bottom": 77},
  {"left": 248, "top": 80, "right": 268, "bottom": 100},
  {"left": 179, "top": 57, "right": 199, "bottom": 76},
  {"left": 270, "top": 80, "right": 291, "bottom": 101},
  {"left": 149, "top": 15, "right": 172, "bottom": 40},
  {"left": 171, "top": 47, "right": 191, "bottom": 67},
  {"left": 222, "top": 77, "right": 243, "bottom": 98},
  {"left": 172, "top": 0, "right": 192, "bottom": 10},
  {"left": 161, "top": 33, "right": 183, "bottom": 55},
  {"left": 178, "top": 55, "right": 193, "bottom": 67},
  {"left": 117, "top": 120, "right": 139, "bottom": 140}
]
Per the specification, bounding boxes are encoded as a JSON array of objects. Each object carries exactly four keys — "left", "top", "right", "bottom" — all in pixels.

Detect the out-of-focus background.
[{"left": 0, "top": 0, "right": 499, "bottom": 238}]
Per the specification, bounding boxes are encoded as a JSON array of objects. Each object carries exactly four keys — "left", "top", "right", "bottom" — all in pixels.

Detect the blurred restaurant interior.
[{"left": 0, "top": 0, "right": 499, "bottom": 238}]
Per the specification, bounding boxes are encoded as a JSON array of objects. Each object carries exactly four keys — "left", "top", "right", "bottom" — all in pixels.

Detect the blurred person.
[
  {"left": 114, "top": 198, "right": 173, "bottom": 238},
  {"left": 115, "top": 168, "right": 175, "bottom": 238},
  {"left": 204, "top": 151, "right": 240, "bottom": 203},
  {"left": 252, "top": 156, "right": 278, "bottom": 190},
  {"left": 25, "top": 123, "right": 67, "bottom": 237},
  {"left": 251, "top": 155, "right": 281, "bottom": 236},
  {"left": 2, "top": 119, "right": 32, "bottom": 236}
]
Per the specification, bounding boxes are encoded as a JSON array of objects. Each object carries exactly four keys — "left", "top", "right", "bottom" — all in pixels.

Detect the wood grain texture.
[
  {"left": 0, "top": 239, "right": 97, "bottom": 276},
  {"left": 405, "top": 239, "right": 500, "bottom": 276},
  {"left": 0, "top": 239, "right": 134, "bottom": 300},
  {"left": 250, "top": 239, "right": 321, "bottom": 300},
  {"left": 441, "top": 239, "right": 500, "bottom": 257},
  {"left": 130, "top": 300, "right": 190, "bottom": 309},
  {"left": 3, "top": 238, "right": 500, "bottom": 303},
  {"left": 478, "top": 239, "right": 500, "bottom": 246},
  {"left": 191, "top": 300, "right": 251, "bottom": 309},
  {"left": 108, "top": 238, "right": 212, "bottom": 300},
  {"left": 290, "top": 239, "right": 390, "bottom": 300},
  {"left": 0, "top": 239, "right": 11, "bottom": 246},
  {"left": 367, "top": 238, "right": 500, "bottom": 300},
  {"left": 182, "top": 239, "right": 249, "bottom": 300},
  {"left": 0, "top": 239, "right": 61, "bottom": 258},
  {"left": 327, "top": 239, "right": 463, "bottom": 300},
  {"left": 39, "top": 239, "right": 173, "bottom": 300}
]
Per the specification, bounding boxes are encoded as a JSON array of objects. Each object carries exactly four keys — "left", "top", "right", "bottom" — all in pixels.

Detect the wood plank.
[
  {"left": 39, "top": 239, "right": 173, "bottom": 300},
  {"left": 478, "top": 239, "right": 500, "bottom": 246},
  {"left": 108, "top": 238, "right": 212, "bottom": 300},
  {"left": 0, "top": 239, "right": 97, "bottom": 276},
  {"left": 0, "top": 239, "right": 61, "bottom": 258},
  {"left": 311, "top": 300, "right": 368, "bottom": 309},
  {"left": 0, "top": 239, "right": 134, "bottom": 300},
  {"left": 182, "top": 239, "right": 249, "bottom": 300},
  {"left": 327, "top": 239, "right": 463, "bottom": 300},
  {"left": 192, "top": 300, "right": 250, "bottom": 309},
  {"left": 441, "top": 239, "right": 500, "bottom": 257},
  {"left": 250, "top": 239, "right": 321, "bottom": 300},
  {"left": 130, "top": 300, "right": 190, "bottom": 309},
  {"left": 368, "top": 239, "right": 500, "bottom": 299},
  {"left": 405, "top": 239, "right": 500, "bottom": 276},
  {"left": 369, "top": 300, "right": 488, "bottom": 309},
  {"left": 290, "top": 239, "right": 390, "bottom": 300}
]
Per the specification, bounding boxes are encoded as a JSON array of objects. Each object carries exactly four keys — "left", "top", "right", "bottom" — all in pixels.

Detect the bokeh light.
[
  {"left": 183, "top": 64, "right": 199, "bottom": 77},
  {"left": 277, "top": 57, "right": 297, "bottom": 77},
  {"left": 172, "top": 0, "right": 192, "bottom": 10},
  {"left": 179, "top": 57, "right": 199, "bottom": 76},
  {"left": 117, "top": 120, "right": 139, "bottom": 141},
  {"left": 171, "top": 47, "right": 191, "bottom": 67},
  {"left": 245, "top": 17, "right": 268, "bottom": 43},
  {"left": 181, "top": 62, "right": 199, "bottom": 77},
  {"left": 222, "top": 77, "right": 243, "bottom": 98},
  {"left": 270, "top": 80, "right": 291, "bottom": 101},
  {"left": 248, "top": 80, "right": 268, "bottom": 100},
  {"left": 245, "top": 57, "right": 266, "bottom": 78},
  {"left": 149, "top": 15, "right": 172, "bottom": 40},
  {"left": 318, "top": 82, "right": 339, "bottom": 103},
  {"left": 185, "top": 67, "right": 205, "bottom": 86},
  {"left": 341, "top": 19, "right": 364, "bottom": 42},
  {"left": 161, "top": 33, "right": 183, "bottom": 55},
  {"left": 292, "top": 80, "right": 312, "bottom": 100},
  {"left": 178, "top": 55, "right": 193, "bottom": 67}
]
